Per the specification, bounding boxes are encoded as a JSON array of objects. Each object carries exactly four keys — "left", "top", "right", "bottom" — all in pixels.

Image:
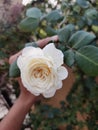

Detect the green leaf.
[
  {"left": 75, "top": 45, "right": 98, "bottom": 76},
  {"left": 46, "top": 10, "right": 62, "bottom": 22},
  {"left": 68, "top": 31, "right": 96, "bottom": 49},
  {"left": 9, "top": 59, "right": 20, "bottom": 77},
  {"left": 26, "top": 7, "right": 42, "bottom": 19},
  {"left": 85, "top": 9, "right": 98, "bottom": 25},
  {"left": 45, "top": 26, "right": 57, "bottom": 36},
  {"left": 76, "top": 0, "right": 89, "bottom": 8},
  {"left": 58, "top": 24, "right": 75, "bottom": 43},
  {"left": 19, "top": 17, "right": 39, "bottom": 32},
  {"left": 85, "top": 9, "right": 98, "bottom": 20},
  {"left": 77, "top": 17, "right": 86, "bottom": 29},
  {"left": 64, "top": 49, "right": 75, "bottom": 67}
]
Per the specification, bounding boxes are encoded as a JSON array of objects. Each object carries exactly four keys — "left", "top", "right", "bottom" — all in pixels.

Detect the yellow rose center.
[
  {"left": 33, "top": 66, "right": 51, "bottom": 79},
  {"left": 28, "top": 58, "right": 52, "bottom": 81}
]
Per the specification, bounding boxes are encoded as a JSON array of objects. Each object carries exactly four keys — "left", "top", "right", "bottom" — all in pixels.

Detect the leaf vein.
[
  {"left": 73, "top": 33, "right": 89, "bottom": 48},
  {"left": 76, "top": 51, "right": 98, "bottom": 66}
]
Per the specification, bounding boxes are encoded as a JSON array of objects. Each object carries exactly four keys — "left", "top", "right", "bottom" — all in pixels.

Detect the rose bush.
[{"left": 17, "top": 43, "right": 68, "bottom": 98}]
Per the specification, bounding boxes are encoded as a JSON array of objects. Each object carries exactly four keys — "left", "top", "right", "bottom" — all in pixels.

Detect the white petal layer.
[
  {"left": 17, "top": 47, "right": 44, "bottom": 69},
  {"left": 22, "top": 46, "right": 44, "bottom": 58},
  {"left": 43, "top": 87, "right": 56, "bottom": 98},
  {"left": 56, "top": 80, "right": 62, "bottom": 89},
  {"left": 57, "top": 66, "right": 68, "bottom": 80},
  {"left": 17, "top": 43, "right": 68, "bottom": 98},
  {"left": 43, "top": 43, "right": 64, "bottom": 68}
]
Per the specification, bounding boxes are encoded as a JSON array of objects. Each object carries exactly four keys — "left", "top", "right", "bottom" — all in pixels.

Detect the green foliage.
[
  {"left": 45, "top": 26, "right": 57, "bottom": 36},
  {"left": 75, "top": 45, "right": 98, "bottom": 76},
  {"left": 58, "top": 24, "right": 75, "bottom": 43},
  {"left": 64, "top": 49, "right": 75, "bottom": 67},
  {"left": 26, "top": 7, "right": 42, "bottom": 19},
  {"left": 76, "top": 0, "right": 89, "bottom": 8},
  {"left": 68, "top": 30, "right": 96, "bottom": 49},
  {"left": 9, "top": 60, "right": 20, "bottom": 77},
  {"left": 19, "top": 7, "right": 42, "bottom": 32},
  {"left": 30, "top": 104, "right": 64, "bottom": 130},
  {"left": 19, "top": 17, "right": 39, "bottom": 32},
  {"left": 85, "top": 8, "right": 98, "bottom": 25},
  {"left": 46, "top": 10, "right": 63, "bottom": 22}
]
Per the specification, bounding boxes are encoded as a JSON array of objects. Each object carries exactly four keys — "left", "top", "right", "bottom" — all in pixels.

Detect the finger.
[
  {"left": 51, "top": 35, "right": 59, "bottom": 42},
  {"left": 9, "top": 50, "right": 22, "bottom": 64}
]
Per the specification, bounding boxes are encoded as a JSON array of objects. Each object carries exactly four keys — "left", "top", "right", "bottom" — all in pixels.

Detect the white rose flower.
[
  {"left": 17, "top": 43, "right": 68, "bottom": 98},
  {"left": 22, "top": 0, "right": 32, "bottom": 6}
]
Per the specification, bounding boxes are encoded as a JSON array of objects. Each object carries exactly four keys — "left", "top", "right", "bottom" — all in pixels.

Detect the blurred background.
[{"left": 0, "top": 0, "right": 98, "bottom": 130}]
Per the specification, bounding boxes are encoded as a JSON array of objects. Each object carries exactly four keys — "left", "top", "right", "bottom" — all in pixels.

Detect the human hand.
[
  {"left": 9, "top": 35, "right": 59, "bottom": 102},
  {"left": 37, "top": 35, "right": 59, "bottom": 48},
  {"left": 9, "top": 51, "right": 41, "bottom": 104},
  {"left": 0, "top": 35, "right": 59, "bottom": 130},
  {"left": 51, "top": 35, "right": 59, "bottom": 42}
]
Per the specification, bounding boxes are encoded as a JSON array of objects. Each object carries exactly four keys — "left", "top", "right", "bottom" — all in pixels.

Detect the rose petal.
[
  {"left": 17, "top": 47, "right": 44, "bottom": 69},
  {"left": 43, "top": 43, "right": 64, "bottom": 68},
  {"left": 57, "top": 66, "right": 68, "bottom": 80},
  {"left": 22, "top": 47, "right": 44, "bottom": 58},
  {"left": 43, "top": 88, "right": 56, "bottom": 98},
  {"left": 56, "top": 80, "right": 62, "bottom": 89},
  {"left": 21, "top": 73, "right": 40, "bottom": 96}
]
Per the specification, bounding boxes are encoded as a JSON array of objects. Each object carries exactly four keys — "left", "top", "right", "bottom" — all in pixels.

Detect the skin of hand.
[
  {"left": 0, "top": 35, "right": 59, "bottom": 130},
  {"left": 0, "top": 50, "right": 38, "bottom": 130}
]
